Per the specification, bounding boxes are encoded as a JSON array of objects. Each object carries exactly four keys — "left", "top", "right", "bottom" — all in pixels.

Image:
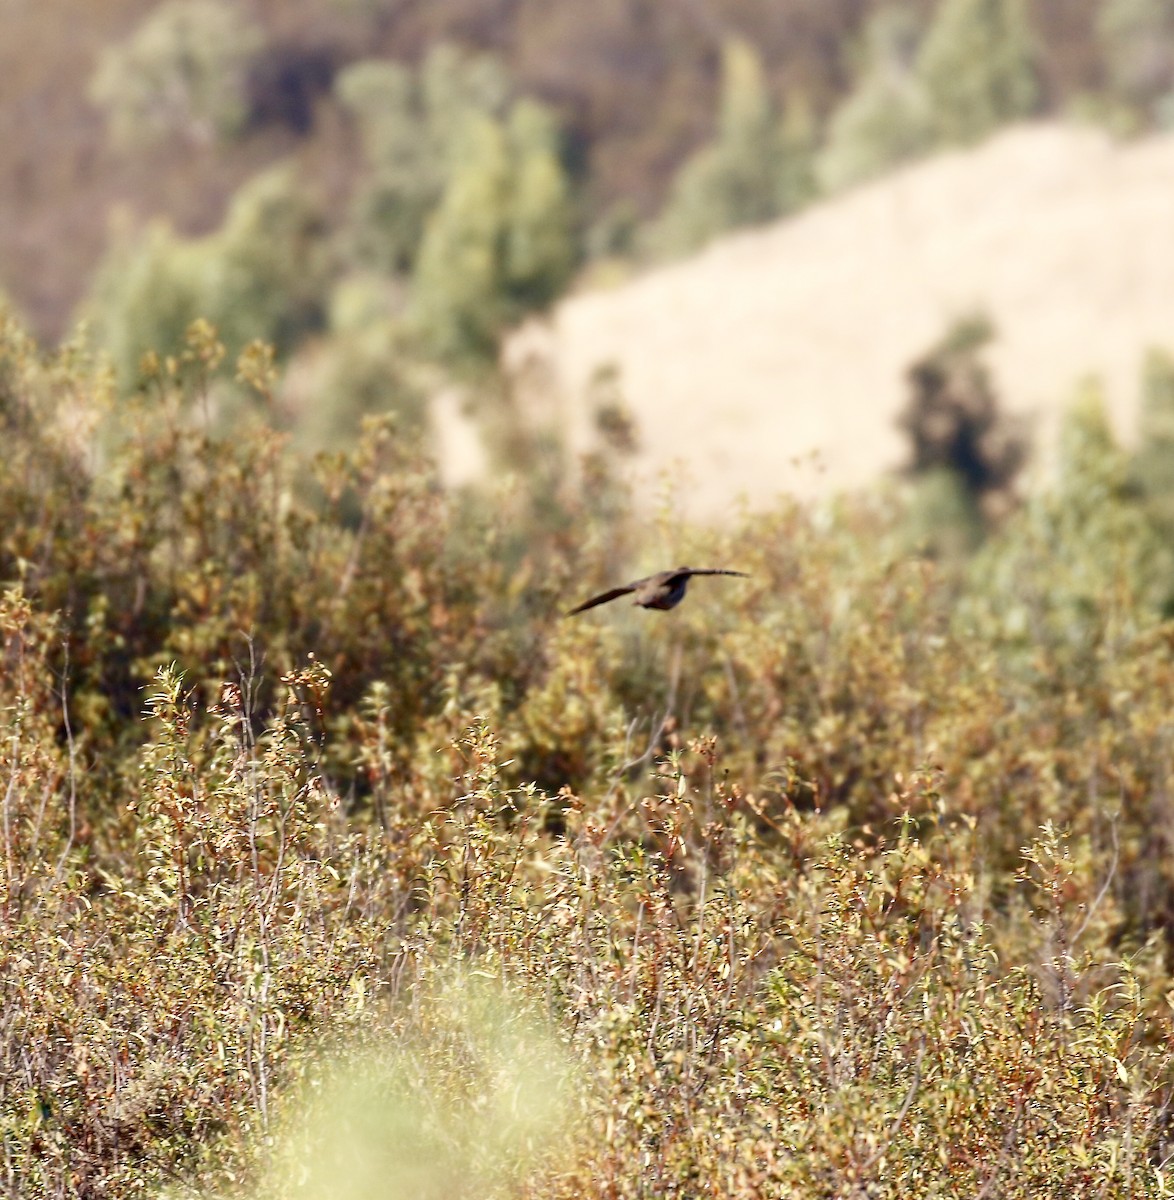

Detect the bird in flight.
[{"left": 566, "top": 566, "right": 748, "bottom": 615}]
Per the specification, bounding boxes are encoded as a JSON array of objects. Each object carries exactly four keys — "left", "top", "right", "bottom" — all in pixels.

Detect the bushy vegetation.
[
  {"left": 54, "top": 0, "right": 1174, "bottom": 443},
  {"left": 897, "top": 313, "right": 1028, "bottom": 551},
  {"left": 6, "top": 314, "right": 1174, "bottom": 1195},
  {"left": 1098, "top": 0, "right": 1174, "bottom": 128},
  {"left": 14, "top": 10, "right": 1174, "bottom": 1190},
  {"left": 86, "top": 40, "right": 577, "bottom": 406},
  {"left": 87, "top": 167, "right": 330, "bottom": 388},
  {"left": 817, "top": 7, "right": 936, "bottom": 193},
  {"left": 409, "top": 97, "right": 576, "bottom": 362},
  {"left": 915, "top": 0, "right": 1038, "bottom": 145},
  {"left": 335, "top": 45, "right": 514, "bottom": 278},
  {"left": 88, "top": 0, "right": 265, "bottom": 148}
]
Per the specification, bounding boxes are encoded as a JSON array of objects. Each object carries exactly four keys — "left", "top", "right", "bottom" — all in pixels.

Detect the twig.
[
  {"left": 53, "top": 639, "right": 79, "bottom": 886},
  {"left": 857, "top": 1038, "right": 926, "bottom": 1174},
  {"left": 1071, "top": 815, "right": 1119, "bottom": 948},
  {"left": 600, "top": 644, "right": 683, "bottom": 846}
]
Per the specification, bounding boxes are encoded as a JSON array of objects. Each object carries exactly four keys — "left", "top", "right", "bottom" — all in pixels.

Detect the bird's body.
[{"left": 566, "top": 567, "right": 748, "bottom": 615}]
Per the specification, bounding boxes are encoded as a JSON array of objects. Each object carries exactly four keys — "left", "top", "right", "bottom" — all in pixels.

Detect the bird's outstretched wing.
[
  {"left": 566, "top": 584, "right": 637, "bottom": 616},
  {"left": 682, "top": 568, "right": 749, "bottom": 579}
]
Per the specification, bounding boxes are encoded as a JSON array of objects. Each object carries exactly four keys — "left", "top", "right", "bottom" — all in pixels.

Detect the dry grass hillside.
[{"left": 503, "top": 122, "right": 1174, "bottom": 517}]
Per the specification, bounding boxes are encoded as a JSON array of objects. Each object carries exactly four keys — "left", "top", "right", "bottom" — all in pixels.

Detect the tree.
[
  {"left": 336, "top": 60, "right": 439, "bottom": 275},
  {"left": 503, "top": 100, "right": 577, "bottom": 310},
  {"left": 915, "top": 0, "right": 1039, "bottom": 145},
  {"left": 410, "top": 115, "right": 511, "bottom": 362},
  {"left": 897, "top": 314, "right": 1026, "bottom": 553},
  {"left": 87, "top": 222, "right": 204, "bottom": 384},
  {"left": 202, "top": 165, "right": 330, "bottom": 355},
  {"left": 817, "top": 7, "right": 935, "bottom": 192},
  {"left": 336, "top": 46, "right": 511, "bottom": 276},
  {"left": 89, "top": 0, "right": 264, "bottom": 148},
  {"left": 1097, "top": 0, "right": 1174, "bottom": 125},
  {"left": 900, "top": 315, "right": 1025, "bottom": 504},
  {"left": 712, "top": 37, "right": 787, "bottom": 226},
  {"left": 1051, "top": 379, "right": 1170, "bottom": 619},
  {"left": 88, "top": 166, "right": 329, "bottom": 386},
  {"left": 411, "top": 103, "right": 576, "bottom": 363},
  {"left": 1132, "top": 349, "right": 1174, "bottom": 529},
  {"left": 652, "top": 39, "right": 815, "bottom": 255}
]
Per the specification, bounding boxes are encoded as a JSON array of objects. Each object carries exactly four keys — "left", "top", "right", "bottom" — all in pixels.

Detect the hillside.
[
  {"left": 504, "top": 122, "right": 1174, "bottom": 516},
  {"left": 0, "top": 1, "right": 1105, "bottom": 341}
]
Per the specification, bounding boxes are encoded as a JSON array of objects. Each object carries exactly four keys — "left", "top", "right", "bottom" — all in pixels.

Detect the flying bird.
[{"left": 566, "top": 567, "right": 748, "bottom": 616}]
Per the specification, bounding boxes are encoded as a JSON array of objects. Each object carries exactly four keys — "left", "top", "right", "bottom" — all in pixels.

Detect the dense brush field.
[{"left": 6, "top": 314, "right": 1174, "bottom": 1197}]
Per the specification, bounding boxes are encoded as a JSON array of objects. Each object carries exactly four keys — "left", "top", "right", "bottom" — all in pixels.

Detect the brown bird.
[{"left": 566, "top": 566, "right": 748, "bottom": 616}]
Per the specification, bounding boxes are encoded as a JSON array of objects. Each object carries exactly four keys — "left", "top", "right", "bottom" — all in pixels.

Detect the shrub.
[
  {"left": 87, "top": 166, "right": 329, "bottom": 388},
  {"left": 4, "top": 324, "right": 1174, "bottom": 1195},
  {"left": 897, "top": 313, "right": 1027, "bottom": 547}
]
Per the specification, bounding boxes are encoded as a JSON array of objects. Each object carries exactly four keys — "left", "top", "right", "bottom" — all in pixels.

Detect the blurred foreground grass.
[{"left": 250, "top": 979, "right": 573, "bottom": 1200}]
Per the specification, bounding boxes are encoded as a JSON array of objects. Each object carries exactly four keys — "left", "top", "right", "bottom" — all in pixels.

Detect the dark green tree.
[
  {"left": 411, "top": 103, "right": 575, "bottom": 363},
  {"left": 204, "top": 165, "right": 330, "bottom": 355},
  {"left": 1132, "top": 349, "right": 1174, "bottom": 530},
  {"left": 409, "top": 114, "right": 510, "bottom": 363},
  {"left": 87, "top": 222, "right": 205, "bottom": 385},
  {"left": 88, "top": 166, "right": 329, "bottom": 386},
  {"left": 336, "top": 46, "right": 511, "bottom": 276},
  {"left": 503, "top": 100, "right": 577, "bottom": 310}
]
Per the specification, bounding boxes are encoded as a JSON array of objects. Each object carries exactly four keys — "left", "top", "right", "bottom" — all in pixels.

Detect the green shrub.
[
  {"left": 896, "top": 313, "right": 1026, "bottom": 550},
  {"left": 87, "top": 166, "right": 329, "bottom": 388}
]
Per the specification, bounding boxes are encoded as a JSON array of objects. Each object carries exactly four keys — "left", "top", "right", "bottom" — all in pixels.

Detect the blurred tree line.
[
  {"left": 88, "top": 42, "right": 576, "bottom": 377},
  {"left": 5, "top": 0, "right": 1174, "bottom": 460},
  {"left": 4, "top": 0, "right": 1172, "bottom": 336}
]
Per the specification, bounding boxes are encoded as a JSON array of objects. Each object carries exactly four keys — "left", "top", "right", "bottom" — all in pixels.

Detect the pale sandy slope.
[{"left": 496, "top": 122, "right": 1174, "bottom": 519}]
